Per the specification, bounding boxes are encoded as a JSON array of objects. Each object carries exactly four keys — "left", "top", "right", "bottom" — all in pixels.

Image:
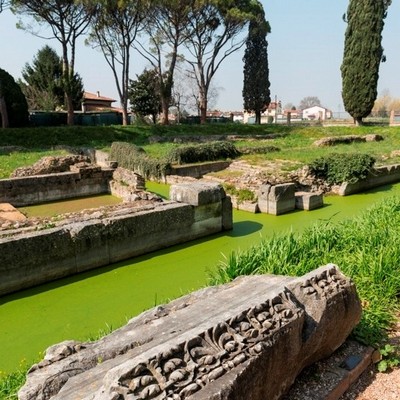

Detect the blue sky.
[{"left": 0, "top": 0, "right": 399, "bottom": 113}]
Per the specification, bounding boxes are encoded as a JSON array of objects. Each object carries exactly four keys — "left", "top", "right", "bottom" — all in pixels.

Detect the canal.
[{"left": 1, "top": 182, "right": 400, "bottom": 373}]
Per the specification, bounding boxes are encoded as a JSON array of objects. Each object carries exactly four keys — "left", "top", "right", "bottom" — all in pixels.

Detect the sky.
[{"left": 0, "top": 0, "right": 400, "bottom": 113}]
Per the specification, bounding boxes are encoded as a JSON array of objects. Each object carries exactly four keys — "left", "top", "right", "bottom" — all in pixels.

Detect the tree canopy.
[
  {"left": 11, "top": 0, "right": 96, "bottom": 124},
  {"left": 20, "top": 45, "right": 83, "bottom": 111},
  {"left": 242, "top": 1, "right": 270, "bottom": 124},
  {"left": 299, "top": 96, "right": 321, "bottom": 110},
  {"left": 129, "top": 69, "right": 161, "bottom": 124},
  {"left": 341, "top": 0, "right": 391, "bottom": 125},
  {"left": 86, "top": 0, "right": 147, "bottom": 125}
]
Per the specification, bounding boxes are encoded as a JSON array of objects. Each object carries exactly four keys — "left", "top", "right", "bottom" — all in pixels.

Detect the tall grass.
[{"left": 210, "top": 197, "right": 400, "bottom": 345}]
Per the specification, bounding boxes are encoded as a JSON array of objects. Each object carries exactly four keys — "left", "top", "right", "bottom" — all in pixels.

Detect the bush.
[
  {"left": 110, "top": 142, "right": 171, "bottom": 180},
  {"left": 167, "top": 141, "right": 240, "bottom": 164},
  {"left": 0, "top": 68, "right": 29, "bottom": 128},
  {"left": 308, "top": 153, "right": 375, "bottom": 184},
  {"left": 239, "top": 145, "right": 280, "bottom": 155}
]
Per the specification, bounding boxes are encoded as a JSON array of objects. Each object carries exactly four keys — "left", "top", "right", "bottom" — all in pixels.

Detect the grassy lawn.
[{"left": 1, "top": 124, "right": 400, "bottom": 179}]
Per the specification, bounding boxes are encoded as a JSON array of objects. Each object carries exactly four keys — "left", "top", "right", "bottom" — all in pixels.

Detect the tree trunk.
[
  {"left": 355, "top": 117, "right": 363, "bottom": 126},
  {"left": 200, "top": 97, "right": 207, "bottom": 124},
  {"left": 160, "top": 97, "right": 169, "bottom": 125},
  {"left": 0, "top": 95, "right": 9, "bottom": 128},
  {"left": 122, "top": 105, "right": 128, "bottom": 126},
  {"left": 66, "top": 93, "right": 74, "bottom": 126},
  {"left": 255, "top": 110, "right": 261, "bottom": 124}
]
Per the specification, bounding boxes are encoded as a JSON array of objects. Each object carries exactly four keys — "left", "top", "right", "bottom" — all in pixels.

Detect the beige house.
[{"left": 81, "top": 91, "right": 117, "bottom": 112}]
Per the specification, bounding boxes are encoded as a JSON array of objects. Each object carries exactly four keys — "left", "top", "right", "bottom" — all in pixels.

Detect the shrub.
[
  {"left": 0, "top": 68, "right": 29, "bottom": 128},
  {"left": 168, "top": 141, "right": 240, "bottom": 164},
  {"left": 308, "top": 153, "right": 375, "bottom": 184},
  {"left": 110, "top": 142, "right": 171, "bottom": 180},
  {"left": 239, "top": 145, "right": 280, "bottom": 155}
]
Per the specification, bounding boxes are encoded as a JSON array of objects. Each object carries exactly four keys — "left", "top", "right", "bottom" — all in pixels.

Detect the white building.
[{"left": 302, "top": 106, "right": 332, "bottom": 121}]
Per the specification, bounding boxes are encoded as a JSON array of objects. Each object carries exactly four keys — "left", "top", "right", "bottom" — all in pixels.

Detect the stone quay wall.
[
  {"left": 337, "top": 164, "right": 400, "bottom": 196},
  {"left": 0, "top": 182, "right": 232, "bottom": 296},
  {"left": 0, "top": 165, "right": 115, "bottom": 207}
]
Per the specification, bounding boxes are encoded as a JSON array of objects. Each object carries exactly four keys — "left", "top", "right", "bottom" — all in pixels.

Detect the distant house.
[
  {"left": 81, "top": 91, "right": 117, "bottom": 112},
  {"left": 302, "top": 106, "right": 332, "bottom": 121}
]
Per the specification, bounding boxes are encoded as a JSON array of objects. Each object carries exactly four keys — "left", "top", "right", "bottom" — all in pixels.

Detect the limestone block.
[
  {"left": 295, "top": 191, "right": 324, "bottom": 211},
  {"left": 221, "top": 196, "right": 233, "bottom": 230},
  {"left": 170, "top": 182, "right": 225, "bottom": 206},
  {"left": 19, "top": 265, "right": 361, "bottom": 400},
  {"left": 257, "top": 184, "right": 271, "bottom": 214},
  {"left": 268, "top": 183, "right": 296, "bottom": 215}
]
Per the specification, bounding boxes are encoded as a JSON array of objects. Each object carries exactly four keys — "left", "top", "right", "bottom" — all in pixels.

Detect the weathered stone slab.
[
  {"left": 295, "top": 191, "right": 324, "bottom": 211},
  {"left": 268, "top": 183, "right": 296, "bottom": 215},
  {"left": 19, "top": 264, "right": 361, "bottom": 400},
  {"left": 170, "top": 182, "right": 225, "bottom": 206}
]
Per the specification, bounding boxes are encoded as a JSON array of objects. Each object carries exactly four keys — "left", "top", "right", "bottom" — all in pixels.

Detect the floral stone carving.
[{"left": 19, "top": 265, "right": 361, "bottom": 400}]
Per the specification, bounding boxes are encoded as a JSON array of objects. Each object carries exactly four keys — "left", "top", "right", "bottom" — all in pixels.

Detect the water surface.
[{"left": 1, "top": 182, "right": 400, "bottom": 373}]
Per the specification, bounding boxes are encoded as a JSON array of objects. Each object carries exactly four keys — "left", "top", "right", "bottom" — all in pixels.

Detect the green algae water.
[
  {"left": 19, "top": 194, "right": 122, "bottom": 218},
  {"left": 1, "top": 182, "right": 400, "bottom": 373}
]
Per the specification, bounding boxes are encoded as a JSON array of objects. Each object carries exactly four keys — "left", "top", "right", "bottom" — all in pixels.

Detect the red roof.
[{"left": 83, "top": 91, "right": 116, "bottom": 103}]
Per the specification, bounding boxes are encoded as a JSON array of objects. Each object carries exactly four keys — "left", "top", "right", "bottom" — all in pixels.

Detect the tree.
[
  {"left": 242, "top": 2, "right": 270, "bottom": 125},
  {"left": 0, "top": 68, "right": 29, "bottom": 128},
  {"left": 184, "top": 0, "right": 254, "bottom": 124},
  {"left": 20, "top": 45, "right": 83, "bottom": 111},
  {"left": 129, "top": 69, "right": 161, "bottom": 124},
  {"left": 20, "top": 45, "right": 64, "bottom": 110},
  {"left": 341, "top": 0, "right": 391, "bottom": 125},
  {"left": 11, "top": 0, "right": 96, "bottom": 125},
  {"left": 299, "top": 96, "right": 321, "bottom": 110},
  {"left": 135, "top": 0, "right": 192, "bottom": 125},
  {"left": 86, "top": 0, "right": 146, "bottom": 126}
]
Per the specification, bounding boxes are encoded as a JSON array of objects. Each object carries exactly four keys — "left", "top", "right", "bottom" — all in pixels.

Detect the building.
[
  {"left": 302, "top": 106, "right": 332, "bottom": 121},
  {"left": 81, "top": 91, "right": 117, "bottom": 112}
]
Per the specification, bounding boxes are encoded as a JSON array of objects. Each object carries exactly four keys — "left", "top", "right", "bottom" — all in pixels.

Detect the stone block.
[
  {"left": 295, "top": 191, "right": 324, "bottom": 211},
  {"left": 170, "top": 182, "right": 224, "bottom": 206},
  {"left": 268, "top": 183, "right": 296, "bottom": 215},
  {"left": 257, "top": 184, "right": 271, "bottom": 214},
  {"left": 19, "top": 265, "right": 362, "bottom": 400}
]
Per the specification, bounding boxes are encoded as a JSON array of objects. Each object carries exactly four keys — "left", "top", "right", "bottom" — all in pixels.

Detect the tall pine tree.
[
  {"left": 341, "top": 0, "right": 391, "bottom": 125},
  {"left": 243, "top": 3, "right": 270, "bottom": 125}
]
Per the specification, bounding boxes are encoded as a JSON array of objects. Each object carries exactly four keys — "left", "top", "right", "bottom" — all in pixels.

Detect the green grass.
[{"left": 210, "top": 197, "right": 400, "bottom": 345}]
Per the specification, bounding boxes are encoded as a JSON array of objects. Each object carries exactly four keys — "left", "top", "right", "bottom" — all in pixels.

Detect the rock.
[
  {"left": 19, "top": 265, "right": 362, "bottom": 400},
  {"left": 295, "top": 192, "right": 324, "bottom": 211},
  {"left": 11, "top": 155, "right": 91, "bottom": 177}
]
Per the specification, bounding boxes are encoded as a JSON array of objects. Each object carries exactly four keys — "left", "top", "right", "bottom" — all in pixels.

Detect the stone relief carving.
[
  {"left": 299, "top": 265, "right": 348, "bottom": 297},
  {"left": 112, "top": 291, "right": 301, "bottom": 399}
]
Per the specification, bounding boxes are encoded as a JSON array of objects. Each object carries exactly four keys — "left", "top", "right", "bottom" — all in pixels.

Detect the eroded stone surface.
[{"left": 19, "top": 265, "right": 362, "bottom": 400}]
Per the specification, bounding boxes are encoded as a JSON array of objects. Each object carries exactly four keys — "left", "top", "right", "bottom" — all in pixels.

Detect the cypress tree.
[
  {"left": 341, "top": 0, "right": 391, "bottom": 125},
  {"left": 243, "top": 3, "right": 271, "bottom": 125}
]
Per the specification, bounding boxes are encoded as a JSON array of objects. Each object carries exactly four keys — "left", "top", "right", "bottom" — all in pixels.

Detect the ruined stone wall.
[
  {"left": 337, "top": 164, "right": 400, "bottom": 195},
  {"left": 0, "top": 166, "right": 114, "bottom": 207},
  {"left": 0, "top": 183, "right": 232, "bottom": 296}
]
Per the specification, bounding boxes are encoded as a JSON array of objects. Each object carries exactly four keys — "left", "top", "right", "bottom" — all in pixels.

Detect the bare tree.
[
  {"left": 11, "top": 0, "right": 96, "bottom": 125},
  {"left": 299, "top": 96, "right": 321, "bottom": 110},
  {"left": 86, "top": 0, "right": 147, "bottom": 125},
  {"left": 134, "top": 0, "right": 192, "bottom": 125},
  {"left": 184, "top": 0, "right": 253, "bottom": 123}
]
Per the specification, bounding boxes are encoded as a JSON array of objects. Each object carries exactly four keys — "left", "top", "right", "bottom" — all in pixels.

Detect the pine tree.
[
  {"left": 242, "top": 3, "right": 270, "bottom": 125},
  {"left": 341, "top": 0, "right": 391, "bottom": 125}
]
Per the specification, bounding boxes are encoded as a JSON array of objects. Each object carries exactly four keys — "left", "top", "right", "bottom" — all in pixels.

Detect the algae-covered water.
[
  {"left": 19, "top": 194, "right": 122, "bottom": 218},
  {"left": 1, "top": 182, "right": 400, "bottom": 373}
]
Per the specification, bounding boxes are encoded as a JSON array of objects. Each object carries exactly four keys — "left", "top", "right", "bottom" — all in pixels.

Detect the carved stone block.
[{"left": 19, "top": 265, "right": 361, "bottom": 400}]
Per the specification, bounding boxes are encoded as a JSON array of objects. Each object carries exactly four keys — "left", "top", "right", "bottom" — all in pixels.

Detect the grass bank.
[{"left": 210, "top": 197, "right": 400, "bottom": 345}]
